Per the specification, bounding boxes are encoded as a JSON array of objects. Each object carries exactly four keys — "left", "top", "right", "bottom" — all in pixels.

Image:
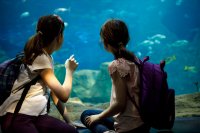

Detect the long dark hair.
[
  {"left": 100, "top": 19, "right": 137, "bottom": 62},
  {"left": 23, "top": 15, "right": 65, "bottom": 65}
]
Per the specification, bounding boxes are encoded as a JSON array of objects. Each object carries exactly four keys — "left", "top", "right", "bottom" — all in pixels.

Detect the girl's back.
[{"left": 109, "top": 58, "right": 143, "bottom": 132}]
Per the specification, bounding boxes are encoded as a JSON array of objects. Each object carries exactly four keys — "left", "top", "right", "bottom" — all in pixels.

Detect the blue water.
[{"left": 0, "top": 0, "right": 200, "bottom": 101}]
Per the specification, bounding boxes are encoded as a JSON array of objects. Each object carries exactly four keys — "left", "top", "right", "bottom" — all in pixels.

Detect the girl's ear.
[
  {"left": 57, "top": 33, "right": 63, "bottom": 43},
  {"left": 55, "top": 33, "right": 64, "bottom": 50}
]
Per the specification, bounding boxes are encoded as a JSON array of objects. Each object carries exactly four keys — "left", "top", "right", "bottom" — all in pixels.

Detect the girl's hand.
[
  {"left": 65, "top": 55, "right": 78, "bottom": 73},
  {"left": 85, "top": 114, "right": 101, "bottom": 126}
]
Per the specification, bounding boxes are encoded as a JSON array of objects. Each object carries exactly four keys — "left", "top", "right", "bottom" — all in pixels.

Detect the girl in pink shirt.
[{"left": 81, "top": 19, "right": 150, "bottom": 133}]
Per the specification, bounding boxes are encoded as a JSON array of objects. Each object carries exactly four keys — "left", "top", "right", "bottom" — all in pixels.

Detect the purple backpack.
[{"left": 131, "top": 56, "right": 175, "bottom": 130}]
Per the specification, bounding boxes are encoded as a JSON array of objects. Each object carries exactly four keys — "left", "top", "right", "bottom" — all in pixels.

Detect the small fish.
[
  {"left": 148, "top": 46, "right": 152, "bottom": 50},
  {"left": 54, "top": 8, "right": 70, "bottom": 13},
  {"left": 148, "top": 34, "right": 166, "bottom": 41},
  {"left": 147, "top": 50, "right": 153, "bottom": 55},
  {"left": 154, "top": 39, "right": 161, "bottom": 44},
  {"left": 20, "top": 11, "right": 30, "bottom": 18},
  {"left": 139, "top": 34, "right": 166, "bottom": 46},
  {"left": 54, "top": 64, "right": 65, "bottom": 68},
  {"left": 64, "top": 22, "right": 68, "bottom": 27},
  {"left": 169, "top": 40, "right": 189, "bottom": 47},
  {"left": 165, "top": 55, "right": 176, "bottom": 64},
  {"left": 139, "top": 40, "right": 154, "bottom": 46},
  {"left": 136, "top": 51, "right": 142, "bottom": 57},
  {"left": 104, "top": 9, "right": 114, "bottom": 15},
  {"left": 31, "top": 21, "right": 37, "bottom": 26},
  {"left": 184, "top": 66, "right": 198, "bottom": 73}
]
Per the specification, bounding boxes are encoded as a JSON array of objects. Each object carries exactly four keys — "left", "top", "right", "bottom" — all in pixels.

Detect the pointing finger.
[{"left": 69, "top": 54, "right": 74, "bottom": 60}]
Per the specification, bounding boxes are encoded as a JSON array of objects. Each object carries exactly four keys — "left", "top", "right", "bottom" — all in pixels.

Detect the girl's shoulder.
[
  {"left": 34, "top": 53, "right": 52, "bottom": 63},
  {"left": 108, "top": 58, "right": 133, "bottom": 77},
  {"left": 28, "top": 53, "right": 53, "bottom": 72}
]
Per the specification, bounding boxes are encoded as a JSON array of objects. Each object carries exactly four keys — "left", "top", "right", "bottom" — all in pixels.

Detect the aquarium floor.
[
  {"left": 77, "top": 117, "right": 200, "bottom": 133},
  {"left": 0, "top": 117, "right": 199, "bottom": 133}
]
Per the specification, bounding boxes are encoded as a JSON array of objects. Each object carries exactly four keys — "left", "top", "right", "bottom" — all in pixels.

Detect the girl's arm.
[
  {"left": 51, "top": 91, "right": 71, "bottom": 123},
  {"left": 86, "top": 71, "right": 127, "bottom": 125},
  {"left": 40, "top": 55, "right": 78, "bottom": 102}
]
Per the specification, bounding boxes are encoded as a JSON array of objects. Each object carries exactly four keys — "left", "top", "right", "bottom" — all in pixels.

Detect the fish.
[
  {"left": 54, "top": 8, "right": 70, "bottom": 13},
  {"left": 54, "top": 63, "right": 65, "bottom": 68},
  {"left": 138, "top": 34, "right": 166, "bottom": 46},
  {"left": 139, "top": 40, "right": 154, "bottom": 46},
  {"left": 169, "top": 40, "right": 189, "bottom": 47},
  {"left": 184, "top": 66, "right": 198, "bottom": 73},
  {"left": 147, "top": 50, "right": 153, "bottom": 55},
  {"left": 64, "top": 22, "right": 68, "bottom": 27},
  {"left": 136, "top": 51, "right": 142, "bottom": 57},
  {"left": 165, "top": 55, "right": 176, "bottom": 64},
  {"left": 104, "top": 9, "right": 114, "bottom": 15},
  {"left": 154, "top": 39, "right": 161, "bottom": 44},
  {"left": 20, "top": 11, "right": 30, "bottom": 18},
  {"left": 148, "top": 34, "right": 166, "bottom": 41}
]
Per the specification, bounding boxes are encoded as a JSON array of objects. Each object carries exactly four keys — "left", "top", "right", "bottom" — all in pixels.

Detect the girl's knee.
[
  {"left": 80, "top": 110, "right": 89, "bottom": 123},
  {"left": 80, "top": 109, "right": 103, "bottom": 124}
]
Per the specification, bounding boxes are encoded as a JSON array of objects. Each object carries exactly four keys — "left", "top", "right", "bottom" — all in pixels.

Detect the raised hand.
[{"left": 65, "top": 55, "right": 78, "bottom": 73}]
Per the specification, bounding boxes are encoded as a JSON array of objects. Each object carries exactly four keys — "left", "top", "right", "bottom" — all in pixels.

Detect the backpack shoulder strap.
[
  {"left": 132, "top": 58, "right": 141, "bottom": 67},
  {"left": 127, "top": 56, "right": 150, "bottom": 117},
  {"left": 133, "top": 56, "right": 150, "bottom": 67},
  {"left": 10, "top": 76, "right": 40, "bottom": 126}
]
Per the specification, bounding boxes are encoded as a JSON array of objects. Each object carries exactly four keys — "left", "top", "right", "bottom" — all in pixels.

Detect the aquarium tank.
[{"left": 0, "top": 0, "right": 200, "bottom": 129}]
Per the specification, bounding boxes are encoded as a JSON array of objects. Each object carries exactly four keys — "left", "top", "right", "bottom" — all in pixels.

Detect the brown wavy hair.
[
  {"left": 100, "top": 19, "right": 137, "bottom": 62},
  {"left": 23, "top": 15, "right": 65, "bottom": 65}
]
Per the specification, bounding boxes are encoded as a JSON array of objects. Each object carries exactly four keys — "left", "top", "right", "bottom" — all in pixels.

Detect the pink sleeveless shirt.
[{"left": 108, "top": 58, "right": 144, "bottom": 132}]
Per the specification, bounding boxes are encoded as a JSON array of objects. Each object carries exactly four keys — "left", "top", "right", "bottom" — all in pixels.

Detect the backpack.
[
  {"left": 0, "top": 53, "right": 40, "bottom": 124},
  {"left": 0, "top": 53, "right": 24, "bottom": 105},
  {"left": 130, "top": 56, "right": 175, "bottom": 130}
]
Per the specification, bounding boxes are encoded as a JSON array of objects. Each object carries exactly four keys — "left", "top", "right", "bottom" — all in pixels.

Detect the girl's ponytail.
[
  {"left": 23, "top": 15, "right": 65, "bottom": 65},
  {"left": 118, "top": 47, "right": 137, "bottom": 62},
  {"left": 113, "top": 42, "right": 137, "bottom": 62},
  {"left": 23, "top": 31, "right": 43, "bottom": 65}
]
